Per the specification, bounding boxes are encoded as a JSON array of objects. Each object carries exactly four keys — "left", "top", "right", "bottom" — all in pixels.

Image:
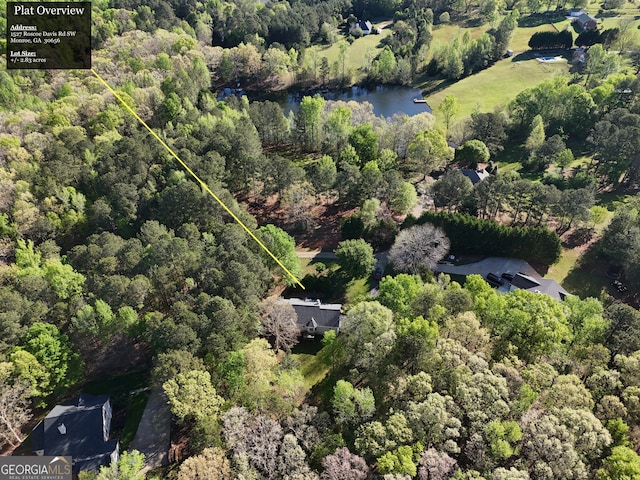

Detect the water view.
[{"left": 248, "top": 85, "right": 432, "bottom": 118}]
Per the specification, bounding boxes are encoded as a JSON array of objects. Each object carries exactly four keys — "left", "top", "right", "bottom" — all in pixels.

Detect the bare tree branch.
[
  {"left": 389, "top": 223, "right": 450, "bottom": 274},
  {"left": 259, "top": 297, "right": 300, "bottom": 352},
  {"left": 0, "top": 379, "right": 32, "bottom": 448}
]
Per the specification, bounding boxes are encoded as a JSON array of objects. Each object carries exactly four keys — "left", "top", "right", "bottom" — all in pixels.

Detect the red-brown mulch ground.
[{"left": 247, "top": 196, "right": 356, "bottom": 251}]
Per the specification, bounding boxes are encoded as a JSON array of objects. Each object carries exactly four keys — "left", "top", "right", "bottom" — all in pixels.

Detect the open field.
[
  {"left": 511, "top": 22, "right": 558, "bottom": 51},
  {"left": 430, "top": 23, "right": 487, "bottom": 45},
  {"left": 319, "top": 28, "right": 392, "bottom": 77},
  {"left": 425, "top": 55, "right": 568, "bottom": 120},
  {"left": 598, "top": 15, "right": 640, "bottom": 30}
]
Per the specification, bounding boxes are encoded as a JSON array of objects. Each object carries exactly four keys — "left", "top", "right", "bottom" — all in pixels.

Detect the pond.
[{"left": 246, "top": 85, "right": 432, "bottom": 118}]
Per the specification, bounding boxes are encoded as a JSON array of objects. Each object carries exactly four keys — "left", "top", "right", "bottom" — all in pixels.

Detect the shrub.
[{"left": 411, "top": 211, "right": 561, "bottom": 265}]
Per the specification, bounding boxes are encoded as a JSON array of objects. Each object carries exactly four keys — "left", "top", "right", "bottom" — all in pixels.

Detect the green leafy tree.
[
  {"left": 455, "top": 140, "right": 490, "bottom": 168},
  {"left": 349, "top": 124, "right": 379, "bottom": 165},
  {"left": 341, "top": 301, "right": 396, "bottom": 370},
  {"left": 9, "top": 350, "right": 49, "bottom": 401},
  {"left": 82, "top": 450, "right": 146, "bottom": 480},
  {"left": 486, "top": 289, "right": 570, "bottom": 362},
  {"left": 377, "top": 274, "right": 423, "bottom": 319},
  {"left": 389, "top": 181, "right": 418, "bottom": 216},
  {"left": 323, "top": 106, "right": 353, "bottom": 155},
  {"left": 309, "top": 155, "right": 337, "bottom": 196},
  {"left": 597, "top": 446, "right": 640, "bottom": 479},
  {"left": 468, "top": 112, "right": 507, "bottom": 155},
  {"left": 406, "top": 129, "right": 454, "bottom": 178},
  {"left": 297, "top": 95, "right": 326, "bottom": 150},
  {"left": 333, "top": 380, "right": 376, "bottom": 426},
  {"left": 584, "top": 44, "right": 622, "bottom": 88},
  {"left": 163, "top": 370, "right": 224, "bottom": 424},
  {"left": 257, "top": 224, "right": 302, "bottom": 285},
  {"left": 485, "top": 420, "right": 522, "bottom": 460},
  {"left": 375, "top": 47, "right": 398, "bottom": 83},
  {"left": 605, "top": 303, "right": 640, "bottom": 355},
  {"left": 525, "top": 114, "right": 546, "bottom": 155},
  {"left": 377, "top": 445, "right": 418, "bottom": 476},
  {"left": 14, "top": 322, "right": 83, "bottom": 398},
  {"left": 335, "top": 239, "right": 376, "bottom": 279},
  {"left": 431, "top": 171, "right": 473, "bottom": 212},
  {"left": 438, "top": 95, "right": 460, "bottom": 132},
  {"left": 14, "top": 239, "right": 85, "bottom": 300}
]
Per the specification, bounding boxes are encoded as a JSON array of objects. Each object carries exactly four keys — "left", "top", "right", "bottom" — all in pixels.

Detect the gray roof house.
[
  {"left": 509, "top": 272, "right": 569, "bottom": 301},
  {"left": 461, "top": 168, "right": 490, "bottom": 185},
  {"left": 32, "top": 393, "right": 119, "bottom": 472},
  {"left": 567, "top": 8, "right": 587, "bottom": 17},
  {"left": 285, "top": 298, "right": 343, "bottom": 337}
]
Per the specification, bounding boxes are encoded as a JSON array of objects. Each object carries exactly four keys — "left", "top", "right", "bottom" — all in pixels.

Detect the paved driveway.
[
  {"left": 370, "top": 251, "right": 390, "bottom": 297},
  {"left": 130, "top": 389, "right": 170, "bottom": 468},
  {"left": 434, "top": 257, "right": 540, "bottom": 279}
]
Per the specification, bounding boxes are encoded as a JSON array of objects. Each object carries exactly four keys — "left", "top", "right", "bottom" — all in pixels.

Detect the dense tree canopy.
[{"left": 4, "top": 2, "right": 640, "bottom": 477}]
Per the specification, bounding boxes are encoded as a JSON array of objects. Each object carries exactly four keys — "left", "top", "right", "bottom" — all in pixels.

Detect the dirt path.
[
  {"left": 296, "top": 250, "right": 337, "bottom": 259},
  {"left": 130, "top": 389, "right": 170, "bottom": 469}
]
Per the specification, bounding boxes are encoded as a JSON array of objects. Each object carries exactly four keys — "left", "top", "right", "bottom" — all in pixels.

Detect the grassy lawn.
[
  {"left": 291, "top": 340, "right": 332, "bottom": 393},
  {"left": 597, "top": 191, "right": 632, "bottom": 211},
  {"left": 511, "top": 22, "right": 558, "bottom": 51},
  {"left": 426, "top": 56, "right": 568, "bottom": 121},
  {"left": 292, "top": 353, "right": 330, "bottom": 390},
  {"left": 120, "top": 391, "right": 149, "bottom": 449},
  {"left": 287, "top": 257, "right": 374, "bottom": 305},
  {"left": 431, "top": 23, "right": 487, "bottom": 45},
  {"left": 545, "top": 247, "right": 581, "bottom": 284},
  {"left": 598, "top": 15, "right": 640, "bottom": 31},
  {"left": 319, "top": 28, "right": 392, "bottom": 76},
  {"left": 345, "top": 277, "right": 371, "bottom": 305},
  {"left": 561, "top": 246, "right": 611, "bottom": 298}
]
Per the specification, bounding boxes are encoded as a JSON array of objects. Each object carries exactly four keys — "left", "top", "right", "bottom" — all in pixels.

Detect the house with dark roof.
[
  {"left": 285, "top": 298, "right": 343, "bottom": 337},
  {"left": 32, "top": 393, "right": 119, "bottom": 472},
  {"left": 461, "top": 168, "right": 490, "bottom": 185},
  {"left": 509, "top": 272, "right": 569, "bottom": 301},
  {"left": 349, "top": 20, "right": 373, "bottom": 35},
  {"left": 575, "top": 13, "right": 597, "bottom": 31}
]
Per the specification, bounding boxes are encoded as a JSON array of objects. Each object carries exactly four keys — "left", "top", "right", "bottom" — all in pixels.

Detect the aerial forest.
[{"left": 2, "top": 0, "right": 640, "bottom": 477}]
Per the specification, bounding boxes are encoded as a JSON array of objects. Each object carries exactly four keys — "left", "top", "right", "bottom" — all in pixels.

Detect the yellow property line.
[{"left": 90, "top": 69, "right": 304, "bottom": 289}]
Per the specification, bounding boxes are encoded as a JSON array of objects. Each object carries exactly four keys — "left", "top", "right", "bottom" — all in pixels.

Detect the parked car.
[
  {"left": 373, "top": 267, "right": 383, "bottom": 281},
  {"left": 501, "top": 272, "right": 515, "bottom": 281},
  {"left": 611, "top": 280, "right": 628, "bottom": 293},
  {"left": 486, "top": 272, "right": 504, "bottom": 285}
]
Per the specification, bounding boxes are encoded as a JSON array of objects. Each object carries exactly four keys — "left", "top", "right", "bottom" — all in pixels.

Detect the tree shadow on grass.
[
  {"left": 284, "top": 269, "right": 350, "bottom": 303},
  {"left": 562, "top": 243, "right": 609, "bottom": 298},
  {"left": 308, "top": 365, "right": 349, "bottom": 407},
  {"left": 518, "top": 12, "right": 566, "bottom": 27}
]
